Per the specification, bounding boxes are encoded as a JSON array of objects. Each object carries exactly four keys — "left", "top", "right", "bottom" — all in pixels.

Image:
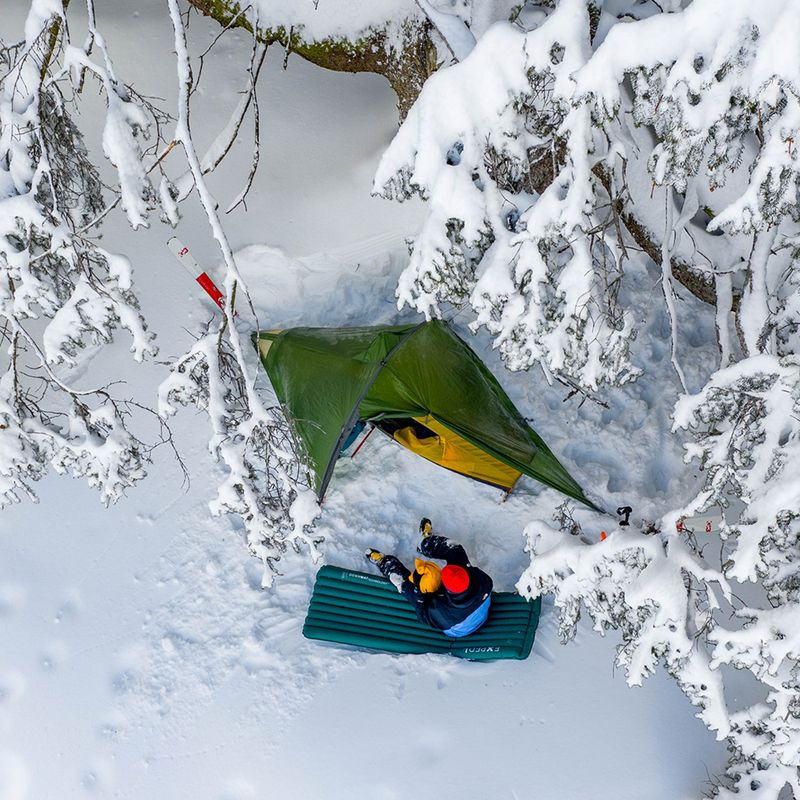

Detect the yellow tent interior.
[{"left": 383, "top": 415, "right": 522, "bottom": 492}]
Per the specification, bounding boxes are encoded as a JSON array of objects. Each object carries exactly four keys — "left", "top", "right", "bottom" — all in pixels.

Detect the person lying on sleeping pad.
[{"left": 365, "top": 518, "right": 493, "bottom": 638}]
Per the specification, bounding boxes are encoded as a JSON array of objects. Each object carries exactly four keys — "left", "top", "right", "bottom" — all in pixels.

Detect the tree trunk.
[{"left": 186, "top": 0, "right": 438, "bottom": 119}]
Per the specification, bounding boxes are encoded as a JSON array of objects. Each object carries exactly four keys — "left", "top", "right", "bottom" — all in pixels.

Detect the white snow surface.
[
  {"left": 251, "top": 0, "right": 423, "bottom": 43},
  {"left": 0, "top": 2, "right": 729, "bottom": 798},
  {"left": 248, "top": 0, "right": 521, "bottom": 44}
]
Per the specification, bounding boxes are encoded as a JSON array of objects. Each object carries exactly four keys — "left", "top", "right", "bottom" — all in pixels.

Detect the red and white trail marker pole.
[{"left": 167, "top": 236, "right": 233, "bottom": 314}]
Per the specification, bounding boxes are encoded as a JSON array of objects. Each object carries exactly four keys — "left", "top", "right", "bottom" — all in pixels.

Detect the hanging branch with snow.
[
  {"left": 374, "top": 0, "right": 640, "bottom": 391},
  {"left": 672, "top": 356, "right": 800, "bottom": 800},
  {"left": 158, "top": 0, "right": 320, "bottom": 585},
  {"left": 0, "top": 0, "right": 169, "bottom": 506},
  {"left": 523, "top": 353, "right": 800, "bottom": 798},
  {"left": 521, "top": 518, "right": 734, "bottom": 740}
]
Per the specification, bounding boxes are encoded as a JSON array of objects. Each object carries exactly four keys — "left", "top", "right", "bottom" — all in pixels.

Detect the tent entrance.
[{"left": 376, "top": 415, "right": 522, "bottom": 492}]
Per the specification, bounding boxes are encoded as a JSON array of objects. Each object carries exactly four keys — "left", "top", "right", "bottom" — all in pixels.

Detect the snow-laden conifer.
[
  {"left": 0, "top": 0, "right": 159, "bottom": 505},
  {"left": 372, "top": 2, "right": 800, "bottom": 796},
  {"left": 158, "top": 0, "right": 320, "bottom": 584},
  {"left": 375, "top": 0, "right": 640, "bottom": 390}
]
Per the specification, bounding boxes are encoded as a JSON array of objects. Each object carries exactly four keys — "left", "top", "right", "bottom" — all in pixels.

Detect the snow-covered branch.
[
  {"left": 0, "top": 0, "right": 162, "bottom": 506},
  {"left": 375, "top": 1, "right": 640, "bottom": 389},
  {"left": 160, "top": 0, "right": 319, "bottom": 585},
  {"left": 521, "top": 519, "right": 732, "bottom": 733},
  {"left": 522, "top": 352, "right": 800, "bottom": 796}
]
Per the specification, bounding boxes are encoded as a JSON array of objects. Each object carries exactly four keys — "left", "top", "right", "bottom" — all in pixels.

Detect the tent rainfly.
[{"left": 255, "top": 320, "right": 597, "bottom": 508}]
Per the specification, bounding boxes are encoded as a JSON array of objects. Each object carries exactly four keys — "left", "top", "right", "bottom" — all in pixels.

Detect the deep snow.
[{"left": 0, "top": 2, "right": 728, "bottom": 798}]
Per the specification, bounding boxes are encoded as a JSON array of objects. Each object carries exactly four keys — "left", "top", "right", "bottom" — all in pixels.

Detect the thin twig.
[
  {"left": 226, "top": 42, "right": 267, "bottom": 213},
  {"left": 193, "top": 3, "right": 253, "bottom": 95}
]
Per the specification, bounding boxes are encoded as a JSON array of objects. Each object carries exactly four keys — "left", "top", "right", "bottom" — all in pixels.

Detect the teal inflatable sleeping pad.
[{"left": 303, "top": 565, "right": 541, "bottom": 661}]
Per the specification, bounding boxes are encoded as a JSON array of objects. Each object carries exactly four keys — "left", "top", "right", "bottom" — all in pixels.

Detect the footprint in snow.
[
  {"left": 97, "top": 707, "right": 127, "bottom": 743},
  {"left": 0, "top": 671, "right": 26, "bottom": 707},
  {"left": 111, "top": 668, "right": 138, "bottom": 696},
  {"left": 40, "top": 640, "right": 68, "bottom": 672},
  {"left": 561, "top": 443, "right": 628, "bottom": 494},
  {"left": 0, "top": 584, "right": 27, "bottom": 616},
  {"left": 81, "top": 758, "right": 113, "bottom": 794},
  {"left": 54, "top": 589, "right": 83, "bottom": 624}
]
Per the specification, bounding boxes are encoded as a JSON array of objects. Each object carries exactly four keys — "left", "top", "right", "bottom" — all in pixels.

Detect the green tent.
[{"left": 255, "top": 320, "right": 596, "bottom": 508}]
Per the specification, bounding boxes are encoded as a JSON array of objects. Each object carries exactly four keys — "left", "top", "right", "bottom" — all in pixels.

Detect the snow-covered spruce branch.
[
  {"left": 674, "top": 356, "right": 800, "bottom": 797},
  {"left": 709, "top": 601, "right": 800, "bottom": 799},
  {"left": 519, "top": 511, "right": 800, "bottom": 799},
  {"left": 521, "top": 519, "right": 732, "bottom": 736},
  {"left": 520, "top": 355, "right": 800, "bottom": 798},
  {"left": 376, "top": 0, "right": 800, "bottom": 386},
  {"left": 158, "top": 331, "right": 316, "bottom": 580},
  {"left": 0, "top": 0, "right": 166, "bottom": 505},
  {"left": 374, "top": 1, "right": 640, "bottom": 390},
  {"left": 577, "top": 0, "right": 800, "bottom": 362},
  {"left": 160, "top": 0, "right": 319, "bottom": 586},
  {"left": 673, "top": 355, "right": 800, "bottom": 602},
  {"left": 579, "top": 0, "right": 800, "bottom": 236}
]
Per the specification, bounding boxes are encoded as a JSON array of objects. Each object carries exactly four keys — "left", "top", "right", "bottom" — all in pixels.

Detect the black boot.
[{"left": 374, "top": 554, "right": 409, "bottom": 581}]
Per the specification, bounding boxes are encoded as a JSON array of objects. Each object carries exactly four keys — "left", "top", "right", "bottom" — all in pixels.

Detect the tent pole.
[{"left": 350, "top": 424, "right": 376, "bottom": 459}]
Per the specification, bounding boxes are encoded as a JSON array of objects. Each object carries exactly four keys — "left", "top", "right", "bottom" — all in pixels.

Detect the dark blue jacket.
[{"left": 400, "top": 535, "right": 493, "bottom": 632}]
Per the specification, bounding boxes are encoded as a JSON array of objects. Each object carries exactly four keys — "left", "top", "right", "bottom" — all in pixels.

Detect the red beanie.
[{"left": 441, "top": 564, "right": 470, "bottom": 593}]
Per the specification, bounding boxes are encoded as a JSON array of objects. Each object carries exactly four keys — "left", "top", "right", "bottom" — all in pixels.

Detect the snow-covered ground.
[{"left": 1, "top": 2, "right": 728, "bottom": 798}]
